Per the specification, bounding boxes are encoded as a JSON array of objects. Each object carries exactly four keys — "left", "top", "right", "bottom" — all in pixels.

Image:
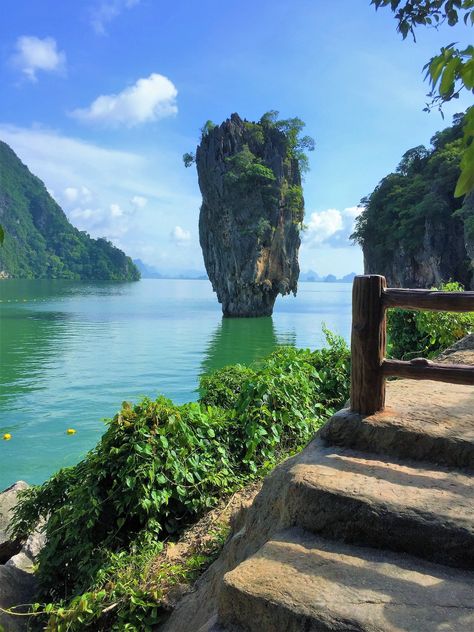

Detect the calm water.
[{"left": 0, "top": 279, "right": 352, "bottom": 489}]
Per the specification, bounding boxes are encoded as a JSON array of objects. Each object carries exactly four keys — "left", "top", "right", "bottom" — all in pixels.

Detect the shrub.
[
  {"left": 199, "top": 364, "right": 255, "bottom": 409},
  {"left": 387, "top": 281, "right": 474, "bottom": 359},
  {"left": 12, "top": 398, "right": 239, "bottom": 599}
]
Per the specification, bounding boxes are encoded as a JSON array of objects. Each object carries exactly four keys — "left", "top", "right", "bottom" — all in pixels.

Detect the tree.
[
  {"left": 372, "top": 0, "right": 474, "bottom": 196},
  {"left": 259, "top": 111, "right": 316, "bottom": 172},
  {"left": 396, "top": 145, "right": 430, "bottom": 174},
  {"left": 183, "top": 152, "right": 196, "bottom": 168}
]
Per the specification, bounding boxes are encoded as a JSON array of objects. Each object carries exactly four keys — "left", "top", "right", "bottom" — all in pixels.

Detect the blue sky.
[{"left": 0, "top": 0, "right": 472, "bottom": 276}]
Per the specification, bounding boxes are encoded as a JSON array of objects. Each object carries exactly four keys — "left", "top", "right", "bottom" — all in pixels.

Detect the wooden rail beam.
[
  {"left": 383, "top": 288, "right": 474, "bottom": 312},
  {"left": 382, "top": 358, "right": 474, "bottom": 386},
  {"left": 350, "top": 275, "right": 387, "bottom": 415}
]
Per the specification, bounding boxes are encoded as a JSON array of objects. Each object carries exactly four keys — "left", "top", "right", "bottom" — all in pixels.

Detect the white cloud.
[
  {"left": 110, "top": 203, "right": 124, "bottom": 217},
  {"left": 11, "top": 36, "right": 66, "bottom": 82},
  {"left": 171, "top": 225, "right": 191, "bottom": 246},
  {"left": 90, "top": 0, "right": 141, "bottom": 35},
  {"left": 304, "top": 206, "right": 362, "bottom": 249},
  {"left": 63, "top": 186, "right": 92, "bottom": 204},
  {"left": 70, "top": 73, "right": 178, "bottom": 127},
  {"left": 130, "top": 195, "right": 147, "bottom": 208}
]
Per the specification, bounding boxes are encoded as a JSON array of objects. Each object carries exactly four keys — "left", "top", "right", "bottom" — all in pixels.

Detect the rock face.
[
  {"left": 0, "top": 481, "right": 28, "bottom": 563},
  {"left": 0, "top": 482, "right": 44, "bottom": 632},
  {"left": 363, "top": 213, "right": 472, "bottom": 288},
  {"left": 196, "top": 113, "right": 302, "bottom": 316}
]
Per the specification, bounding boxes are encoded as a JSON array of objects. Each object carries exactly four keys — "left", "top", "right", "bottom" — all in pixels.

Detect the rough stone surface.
[
  {"left": 6, "top": 529, "right": 45, "bottom": 573},
  {"left": 364, "top": 216, "right": 472, "bottom": 288},
  {"left": 321, "top": 343, "right": 474, "bottom": 469},
  {"left": 321, "top": 380, "right": 474, "bottom": 469},
  {"left": 0, "top": 565, "right": 36, "bottom": 632},
  {"left": 286, "top": 439, "right": 474, "bottom": 569},
  {"left": 220, "top": 528, "right": 474, "bottom": 632},
  {"left": 0, "top": 482, "right": 28, "bottom": 563},
  {"left": 164, "top": 433, "right": 474, "bottom": 629},
  {"left": 196, "top": 113, "right": 301, "bottom": 317},
  {"left": 438, "top": 334, "right": 474, "bottom": 365}
]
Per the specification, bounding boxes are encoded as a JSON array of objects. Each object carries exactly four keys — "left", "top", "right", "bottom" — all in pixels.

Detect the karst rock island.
[{"left": 186, "top": 112, "right": 314, "bottom": 317}]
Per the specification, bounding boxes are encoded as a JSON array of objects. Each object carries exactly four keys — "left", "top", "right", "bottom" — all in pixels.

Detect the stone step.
[
  {"left": 320, "top": 379, "right": 474, "bottom": 470},
  {"left": 285, "top": 438, "right": 474, "bottom": 569},
  {"left": 218, "top": 528, "right": 474, "bottom": 632}
]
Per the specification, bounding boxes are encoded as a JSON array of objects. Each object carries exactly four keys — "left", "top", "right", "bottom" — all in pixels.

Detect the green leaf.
[{"left": 439, "top": 57, "right": 458, "bottom": 96}]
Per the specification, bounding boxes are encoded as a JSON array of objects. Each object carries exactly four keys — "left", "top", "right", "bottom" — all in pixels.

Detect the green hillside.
[{"left": 0, "top": 141, "right": 140, "bottom": 280}]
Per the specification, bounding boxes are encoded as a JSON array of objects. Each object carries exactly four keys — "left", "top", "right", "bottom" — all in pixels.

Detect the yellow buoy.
[
  {"left": 3, "top": 433, "right": 12, "bottom": 441},
  {"left": 66, "top": 428, "right": 76, "bottom": 435}
]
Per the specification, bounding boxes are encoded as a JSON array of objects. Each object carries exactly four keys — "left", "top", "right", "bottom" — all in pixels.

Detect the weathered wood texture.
[
  {"left": 383, "top": 288, "right": 474, "bottom": 312},
  {"left": 350, "top": 275, "right": 387, "bottom": 415},
  {"left": 383, "top": 358, "right": 474, "bottom": 386}
]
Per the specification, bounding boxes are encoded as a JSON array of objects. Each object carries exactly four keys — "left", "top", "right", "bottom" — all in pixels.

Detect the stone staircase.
[{"left": 205, "top": 347, "right": 474, "bottom": 631}]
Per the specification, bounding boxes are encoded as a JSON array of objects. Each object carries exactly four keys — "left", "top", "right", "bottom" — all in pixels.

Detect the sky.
[{"left": 0, "top": 0, "right": 472, "bottom": 277}]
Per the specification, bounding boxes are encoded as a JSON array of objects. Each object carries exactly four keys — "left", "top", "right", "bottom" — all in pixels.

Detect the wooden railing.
[{"left": 350, "top": 275, "right": 474, "bottom": 415}]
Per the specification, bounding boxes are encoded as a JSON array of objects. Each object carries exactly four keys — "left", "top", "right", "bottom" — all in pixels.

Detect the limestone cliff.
[
  {"left": 353, "top": 115, "right": 474, "bottom": 289},
  {"left": 363, "top": 210, "right": 472, "bottom": 288},
  {"left": 195, "top": 113, "right": 305, "bottom": 316}
]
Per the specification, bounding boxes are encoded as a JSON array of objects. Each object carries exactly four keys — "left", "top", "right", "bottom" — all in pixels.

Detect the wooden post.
[{"left": 350, "top": 275, "right": 387, "bottom": 415}]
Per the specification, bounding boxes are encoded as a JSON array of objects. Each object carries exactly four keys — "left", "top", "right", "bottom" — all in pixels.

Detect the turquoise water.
[{"left": 0, "top": 279, "right": 352, "bottom": 489}]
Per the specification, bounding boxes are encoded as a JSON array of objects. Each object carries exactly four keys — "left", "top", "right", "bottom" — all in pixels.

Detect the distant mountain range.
[
  {"left": 299, "top": 270, "right": 356, "bottom": 283},
  {"left": 133, "top": 259, "right": 208, "bottom": 280},
  {"left": 0, "top": 141, "right": 139, "bottom": 281},
  {"left": 135, "top": 260, "right": 357, "bottom": 284}
]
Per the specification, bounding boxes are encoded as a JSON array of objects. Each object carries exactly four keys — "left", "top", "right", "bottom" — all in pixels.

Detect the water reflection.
[
  {"left": 201, "top": 316, "right": 297, "bottom": 377},
  {"left": 0, "top": 308, "right": 71, "bottom": 408}
]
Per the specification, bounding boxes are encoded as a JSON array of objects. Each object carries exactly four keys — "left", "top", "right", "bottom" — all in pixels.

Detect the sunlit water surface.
[{"left": 0, "top": 279, "right": 352, "bottom": 488}]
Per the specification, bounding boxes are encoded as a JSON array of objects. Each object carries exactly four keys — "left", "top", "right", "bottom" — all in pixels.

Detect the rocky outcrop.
[
  {"left": 196, "top": 114, "right": 302, "bottom": 316},
  {"left": 364, "top": 214, "right": 472, "bottom": 288},
  {"left": 0, "top": 482, "right": 44, "bottom": 632},
  {"left": 0, "top": 482, "right": 28, "bottom": 563}
]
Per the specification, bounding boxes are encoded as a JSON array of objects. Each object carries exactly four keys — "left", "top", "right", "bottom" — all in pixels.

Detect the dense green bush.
[
  {"left": 199, "top": 364, "right": 255, "bottom": 409},
  {"left": 387, "top": 281, "right": 474, "bottom": 359},
  {"left": 11, "top": 331, "right": 350, "bottom": 630},
  {"left": 12, "top": 399, "right": 238, "bottom": 599}
]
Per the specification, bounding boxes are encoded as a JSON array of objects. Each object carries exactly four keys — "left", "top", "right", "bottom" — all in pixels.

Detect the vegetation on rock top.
[{"left": 373, "top": 0, "right": 474, "bottom": 198}]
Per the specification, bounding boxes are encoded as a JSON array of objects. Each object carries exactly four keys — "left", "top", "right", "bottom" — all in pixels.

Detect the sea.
[{"left": 0, "top": 279, "right": 352, "bottom": 489}]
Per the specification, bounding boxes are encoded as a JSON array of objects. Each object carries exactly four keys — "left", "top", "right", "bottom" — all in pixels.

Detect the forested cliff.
[
  {"left": 352, "top": 114, "right": 473, "bottom": 289},
  {"left": 0, "top": 141, "right": 139, "bottom": 281}
]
